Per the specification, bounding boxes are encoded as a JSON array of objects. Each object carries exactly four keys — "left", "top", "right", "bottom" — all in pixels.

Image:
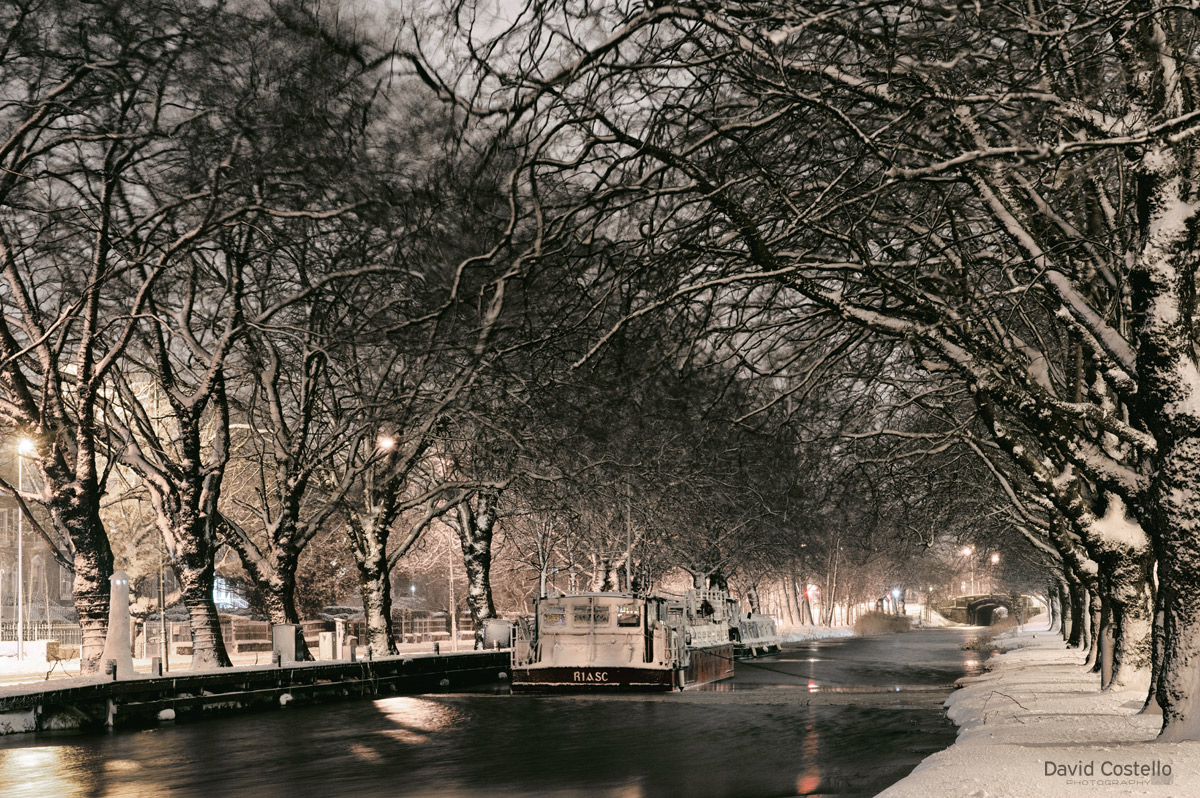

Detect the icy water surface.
[{"left": 0, "top": 627, "right": 986, "bottom": 798}]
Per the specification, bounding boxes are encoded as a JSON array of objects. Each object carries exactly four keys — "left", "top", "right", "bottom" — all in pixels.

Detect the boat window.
[
  {"left": 617, "top": 604, "right": 640, "bottom": 626},
  {"left": 572, "top": 604, "right": 592, "bottom": 625},
  {"left": 592, "top": 605, "right": 611, "bottom": 626},
  {"left": 543, "top": 606, "right": 566, "bottom": 626}
]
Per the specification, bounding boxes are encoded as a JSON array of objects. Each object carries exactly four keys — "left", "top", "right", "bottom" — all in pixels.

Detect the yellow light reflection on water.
[
  {"left": 374, "top": 696, "right": 462, "bottom": 745},
  {"left": 0, "top": 746, "right": 83, "bottom": 798}
]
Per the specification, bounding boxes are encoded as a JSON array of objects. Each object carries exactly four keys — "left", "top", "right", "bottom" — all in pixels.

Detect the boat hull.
[
  {"left": 734, "top": 641, "right": 781, "bottom": 658},
  {"left": 681, "top": 643, "right": 735, "bottom": 687},
  {"left": 511, "top": 665, "right": 675, "bottom": 693}
]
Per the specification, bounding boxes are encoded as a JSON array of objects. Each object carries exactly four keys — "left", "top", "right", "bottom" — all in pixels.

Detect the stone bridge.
[{"left": 937, "top": 594, "right": 1039, "bottom": 626}]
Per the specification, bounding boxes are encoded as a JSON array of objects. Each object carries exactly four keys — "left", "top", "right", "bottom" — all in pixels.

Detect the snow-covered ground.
[
  {"left": 879, "top": 617, "right": 1200, "bottom": 797},
  {"left": 0, "top": 637, "right": 472, "bottom": 689},
  {"left": 777, "top": 624, "right": 855, "bottom": 643},
  {"left": 906, "top": 603, "right": 961, "bottom": 628}
]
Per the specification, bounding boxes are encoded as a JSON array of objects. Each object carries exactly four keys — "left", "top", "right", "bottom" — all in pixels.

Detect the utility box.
[
  {"left": 318, "top": 631, "right": 336, "bottom": 660},
  {"left": 272, "top": 624, "right": 303, "bottom": 665},
  {"left": 483, "top": 619, "right": 513, "bottom": 649}
]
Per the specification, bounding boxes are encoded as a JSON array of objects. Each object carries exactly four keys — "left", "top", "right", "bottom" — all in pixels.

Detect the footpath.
[{"left": 879, "top": 623, "right": 1200, "bottom": 798}]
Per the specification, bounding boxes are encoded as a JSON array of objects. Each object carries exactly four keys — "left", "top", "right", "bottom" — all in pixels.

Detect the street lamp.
[{"left": 15, "top": 437, "right": 35, "bottom": 661}]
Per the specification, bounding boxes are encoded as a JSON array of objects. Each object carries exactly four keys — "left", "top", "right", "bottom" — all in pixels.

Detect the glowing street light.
[
  {"left": 378, "top": 434, "right": 397, "bottom": 451},
  {"left": 991, "top": 552, "right": 1000, "bottom": 565}
]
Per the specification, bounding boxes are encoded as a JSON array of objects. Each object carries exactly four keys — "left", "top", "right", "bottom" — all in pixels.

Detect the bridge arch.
[
  {"left": 966, "top": 597, "right": 1010, "bottom": 626},
  {"left": 937, "top": 593, "right": 1037, "bottom": 625}
]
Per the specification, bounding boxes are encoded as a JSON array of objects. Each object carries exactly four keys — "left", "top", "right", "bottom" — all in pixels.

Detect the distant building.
[{"left": 0, "top": 446, "right": 75, "bottom": 630}]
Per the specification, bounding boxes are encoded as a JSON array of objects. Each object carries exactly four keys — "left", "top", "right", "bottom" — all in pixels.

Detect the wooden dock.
[{"left": 0, "top": 651, "right": 508, "bottom": 735}]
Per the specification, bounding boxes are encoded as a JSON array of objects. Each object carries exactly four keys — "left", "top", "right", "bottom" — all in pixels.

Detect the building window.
[
  {"left": 213, "top": 576, "right": 249, "bottom": 610},
  {"left": 58, "top": 563, "right": 73, "bottom": 599}
]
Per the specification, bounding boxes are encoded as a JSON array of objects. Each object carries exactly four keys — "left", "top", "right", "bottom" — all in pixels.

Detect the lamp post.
[
  {"left": 447, "top": 544, "right": 458, "bottom": 652},
  {"left": 989, "top": 552, "right": 1000, "bottom": 593},
  {"left": 15, "top": 437, "right": 35, "bottom": 661},
  {"left": 961, "top": 546, "right": 975, "bottom": 595}
]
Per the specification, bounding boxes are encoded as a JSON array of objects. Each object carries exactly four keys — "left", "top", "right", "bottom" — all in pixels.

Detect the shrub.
[
  {"left": 962, "top": 615, "right": 1020, "bottom": 651},
  {"left": 854, "top": 611, "right": 913, "bottom": 635}
]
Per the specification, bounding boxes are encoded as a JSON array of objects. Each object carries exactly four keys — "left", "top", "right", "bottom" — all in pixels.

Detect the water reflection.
[
  {"left": 795, "top": 705, "right": 821, "bottom": 794},
  {"left": 0, "top": 746, "right": 88, "bottom": 798},
  {"left": 376, "top": 696, "right": 461, "bottom": 745}
]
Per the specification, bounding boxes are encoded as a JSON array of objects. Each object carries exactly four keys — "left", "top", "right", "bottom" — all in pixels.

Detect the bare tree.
[{"left": 420, "top": 0, "right": 1200, "bottom": 739}]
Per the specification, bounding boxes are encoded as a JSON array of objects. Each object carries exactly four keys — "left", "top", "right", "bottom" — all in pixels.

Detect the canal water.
[{"left": 0, "top": 628, "right": 985, "bottom": 798}]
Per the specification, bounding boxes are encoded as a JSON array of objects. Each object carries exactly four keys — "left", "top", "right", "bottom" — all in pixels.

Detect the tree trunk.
[
  {"left": 1150, "top": 437, "right": 1200, "bottom": 740},
  {"left": 175, "top": 552, "right": 230, "bottom": 669},
  {"left": 1058, "top": 580, "right": 1072, "bottom": 642},
  {"left": 1143, "top": 583, "right": 1165, "bottom": 715},
  {"left": 1047, "top": 584, "right": 1060, "bottom": 634},
  {"left": 1067, "top": 573, "right": 1085, "bottom": 648},
  {"left": 353, "top": 534, "right": 396, "bottom": 656},
  {"left": 52, "top": 496, "right": 113, "bottom": 674},
  {"left": 1095, "top": 590, "right": 1114, "bottom": 686},
  {"left": 1106, "top": 549, "right": 1154, "bottom": 690},
  {"left": 1078, "top": 586, "right": 1092, "bottom": 653},
  {"left": 172, "top": 476, "right": 231, "bottom": 669},
  {"left": 746, "top": 585, "right": 761, "bottom": 614},
  {"left": 225, "top": 521, "right": 314, "bottom": 661},
  {"left": 800, "top": 587, "right": 815, "bottom": 626},
  {"left": 70, "top": 545, "right": 113, "bottom": 675},
  {"left": 1084, "top": 589, "right": 1102, "bottom": 669},
  {"left": 260, "top": 565, "right": 313, "bottom": 661},
  {"left": 782, "top": 577, "right": 798, "bottom": 625},
  {"left": 454, "top": 491, "right": 498, "bottom": 649}
]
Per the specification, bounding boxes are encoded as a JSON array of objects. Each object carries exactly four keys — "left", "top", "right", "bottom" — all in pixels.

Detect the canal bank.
[
  {"left": 0, "top": 651, "right": 507, "bottom": 735},
  {"left": 879, "top": 620, "right": 1200, "bottom": 797}
]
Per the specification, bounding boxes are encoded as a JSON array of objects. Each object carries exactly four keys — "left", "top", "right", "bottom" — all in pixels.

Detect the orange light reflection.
[{"left": 795, "top": 706, "right": 821, "bottom": 795}]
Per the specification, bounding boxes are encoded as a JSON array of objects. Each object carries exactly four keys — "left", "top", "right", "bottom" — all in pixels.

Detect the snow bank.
[
  {"left": 878, "top": 623, "right": 1199, "bottom": 797},
  {"left": 777, "top": 625, "right": 854, "bottom": 643},
  {"left": 906, "top": 604, "right": 962, "bottom": 627}
]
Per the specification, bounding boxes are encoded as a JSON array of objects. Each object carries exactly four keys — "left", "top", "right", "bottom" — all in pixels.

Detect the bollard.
[
  {"left": 151, "top": 657, "right": 163, "bottom": 677},
  {"left": 105, "top": 660, "right": 117, "bottom": 681},
  {"left": 434, "top": 642, "right": 440, "bottom": 655},
  {"left": 272, "top": 650, "right": 282, "bottom": 668}
]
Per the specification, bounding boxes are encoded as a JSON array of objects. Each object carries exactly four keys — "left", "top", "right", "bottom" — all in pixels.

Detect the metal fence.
[
  {"left": 0, "top": 613, "right": 476, "bottom": 653},
  {"left": 0, "top": 621, "right": 83, "bottom": 645}
]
